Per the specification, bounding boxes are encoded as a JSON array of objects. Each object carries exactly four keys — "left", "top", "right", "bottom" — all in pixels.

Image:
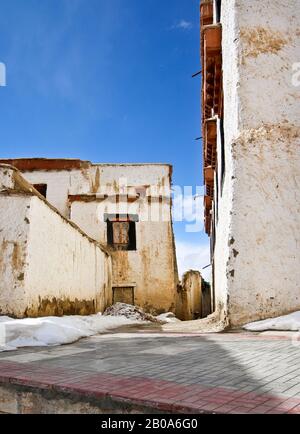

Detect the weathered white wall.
[
  {"left": 176, "top": 271, "right": 202, "bottom": 321},
  {"left": 215, "top": 0, "right": 300, "bottom": 326},
  {"left": 21, "top": 169, "right": 90, "bottom": 218},
  {"left": 0, "top": 194, "right": 31, "bottom": 316},
  {"left": 6, "top": 163, "right": 178, "bottom": 315},
  {"left": 70, "top": 165, "right": 178, "bottom": 314},
  {"left": 0, "top": 166, "right": 112, "bottom": 318},
  {"left": 20, "top": 164, "right": 174, "bottom": 219},
  {"left": 212, "top": 0, "right": 240, "bottom": 324},
  {"left": 0, "top": 167, "right": 15, "bottom": 190},
  {"left": 24, "top": 196, "right": 112, "bottom": 317}
]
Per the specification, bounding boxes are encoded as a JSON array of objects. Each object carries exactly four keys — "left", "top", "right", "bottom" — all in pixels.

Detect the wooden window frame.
[
  {"left": 112, "top": 286, "right": 135, "bottom": 305},
  {"left": 104, "top": 214, "right": 138, "bottom": 251}
]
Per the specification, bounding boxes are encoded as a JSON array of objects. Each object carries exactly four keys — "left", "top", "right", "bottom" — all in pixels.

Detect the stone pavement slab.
[{"left": 0, "top": 330, "right": 299, "bottom": 414}]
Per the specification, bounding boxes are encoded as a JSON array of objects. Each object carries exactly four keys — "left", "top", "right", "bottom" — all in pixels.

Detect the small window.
[
  {"left": 105, "top": 214, "right": 138, "bottom": 251},
  {"left": 214, "top": 0, "right": 222, "bottom": 23},
  {"left": 220, "top": 118, "right": 225, "bottom": 193},
  {"left": 215, "top": 170, "right": 219, "bottom": 223},
  {"left": 33, "top": 183, "right": 47, "bottom": 198}
]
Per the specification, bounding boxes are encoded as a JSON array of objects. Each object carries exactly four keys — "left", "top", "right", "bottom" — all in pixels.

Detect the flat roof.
[{"left": 0, "top": 158, "right": 172, "bottom": 171}]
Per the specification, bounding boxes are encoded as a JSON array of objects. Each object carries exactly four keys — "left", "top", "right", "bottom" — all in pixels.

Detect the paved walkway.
[{"left": 0, "top": 327, "right": 300, "bottom": 414}]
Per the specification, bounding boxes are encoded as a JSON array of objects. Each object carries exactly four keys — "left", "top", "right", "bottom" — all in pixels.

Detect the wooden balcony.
[
  {"left": 203, "top": 119, "right": 217, "bottom": 234},
  {"left": 205, "top": 214, "right": 212, "bottom": 236},
  {"left": 202, "top": 24, "right": 222, "bottom": 121},
  {"left": 204, "top": 195, "right": 212, "bottom": 209},
  {"left": 203, "top": 25, "right": 222, "bottom": 55},
  {"left": 200, "top": 3, "right": 223, "bottom": 237},
  {"left": 200, "top": 0, "right": 213, "bottom": 28},
  {"left": 204, "top": 166, "right": 214, "bottom": 184},
  {"left": 204, "top": 118, "right": 217, "bottom": 169}
]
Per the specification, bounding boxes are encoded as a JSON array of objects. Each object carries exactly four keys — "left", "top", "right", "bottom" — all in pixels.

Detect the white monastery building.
[
  {"left": 0, "top": 160, "right": 180, "bottom": 318},
  {"left": 201, "top": 0, "right": 300, "bottom": 326}
]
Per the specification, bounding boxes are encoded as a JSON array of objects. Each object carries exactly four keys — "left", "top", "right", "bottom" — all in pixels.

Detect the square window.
[
  {"left": 33, "top": 183, "right": 47, "bottom": 198},
  {"left": 105, "top": 214, "right": 138, "bottom": 251}
]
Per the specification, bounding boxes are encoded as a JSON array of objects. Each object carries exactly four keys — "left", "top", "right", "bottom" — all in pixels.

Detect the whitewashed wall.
[
  {"left": 5, "top": 163, "right": 178, "bottom": 315},
  {"left": 215, "top": 0, "right": 300, "bottom": 326},
  {"left": 24, "top": 196, "right": 112, "bottom": 317},
  {"left": 21, "top": 169, "right": 90, "bottom": 218},
  {"left": 0, "top": 194, "right": 31, "bottom": 316},
  {"left": 176, "top": 271, "right": 202, "bottom": 321},
  {"left": 20, "top": 164, "right": 174, "bottom": 219},
  {"left": 70, "top": 165, "right": 178, "bottom": 314},
  {"left": 0, "top": 166, "right": 112, "bottom": 318}
]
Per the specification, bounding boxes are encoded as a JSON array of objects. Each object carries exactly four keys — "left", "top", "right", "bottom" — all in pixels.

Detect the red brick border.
[{"left": 0, "top": 360, "right": 299, "bottom": 414}]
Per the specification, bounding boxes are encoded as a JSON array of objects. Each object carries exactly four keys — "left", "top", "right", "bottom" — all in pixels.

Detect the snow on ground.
[
  {"left": 243, "top": 311, "right": 300, "bottom": 332},
  {"left": 156, "top": 312, "right": 181, "bottom": 324},
  {"left": 0, "top": 314, "right": 144, "bottom": 352},
  {"left": 0, "top": 303, "right": 182, "bottom": 352},
  {"left": 104, "top": 303, "right": 181, "bottom": 324}
]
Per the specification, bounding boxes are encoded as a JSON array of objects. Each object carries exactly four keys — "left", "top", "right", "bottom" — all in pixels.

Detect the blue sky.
[{"left": 0, "top": 0, "right": 210, "bottom": 277}]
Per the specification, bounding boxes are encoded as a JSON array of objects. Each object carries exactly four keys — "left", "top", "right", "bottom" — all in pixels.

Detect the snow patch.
[
  {"left": 0, "top": 314, "right": 142, "bottom": 352},
  {"left": 243, "top": 311, "right": 300, "bottom": 332},
  {"left": 156, "top": 312, "right": 181, "bottom": 324}
]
